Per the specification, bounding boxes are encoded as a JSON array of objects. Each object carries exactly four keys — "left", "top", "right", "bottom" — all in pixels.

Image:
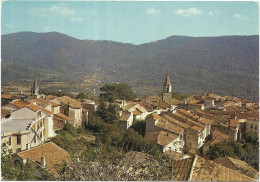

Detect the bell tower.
[
  {"left": 31, "top": 78, "right": 40, "bottom": 98},
  {"left": 162, "top": 72, "right": 172, "bottom": 104}
]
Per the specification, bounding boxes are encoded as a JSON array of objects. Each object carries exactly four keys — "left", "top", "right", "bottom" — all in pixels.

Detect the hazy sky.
[{"left": 2, "top": 1, "right": 259, "bottom": 44}]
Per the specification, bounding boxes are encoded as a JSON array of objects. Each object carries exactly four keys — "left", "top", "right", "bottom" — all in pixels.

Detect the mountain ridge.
[{"left": 1, "top": 32, "right": 259, "bottom": 100}]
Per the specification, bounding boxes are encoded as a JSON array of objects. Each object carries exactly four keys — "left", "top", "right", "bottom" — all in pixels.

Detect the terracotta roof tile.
[
  {"left": 162, "top": 114, "right": 190, "bottom": 129},
  {"left": 26, "top": 104, "right": 41, "bottom": 112},
  {"left": 120, "top": 111, "right": 131, "bottom": 121},
  {"left": 54, "top": 113, "right": 74, "bottom": 121},
  {"left": 1, "top": 108, "right": 11, "bottom": 118},
  {"left": 41, "top": 107, "right": 53, "bottom": 115},
  {"left": 156, "top": 120, "right": 184, "bottom": 135},
  {"left": 124, "top": 102, "right": 137, "bottom": 110},
  {"left": 198, "top": 118, "right": 212, "bottom": 125},
  {"left": 17, "top": 142, "right": 70, "bottom": 178},
  {"left": 56, "top": 96, "right": 82, "bottom": 109},
  {"left": 132, "top": 109, "right": 142, "bottom": 115},
  {"left": 157, "top": 131, "right": 179, "bottom": 146},
  {"left": 173, "top": 112, "right": 205, "bottom": 128},
  {"left": 178, "top": 109, "right": 199, "bottom": 120},
  {"left": 11, "top": 100, "right": 30, "bottom": 109},
  {"left": 172, "top": 156, "right": 195, "bottom": 181},
  {"left": 1, "top": 94, "right": 12, "bottom": 99},
  {"left": 145, "top": 131, "right": 179, "bottom": 147},
  {"left": 29, "top": 98, "right": 52, "bottom": 108},
  {"left": 191, "top": 125, "right": 203, "bottom": 132},
  {"left": 191, "top": 156, "right": 254, "bottom": 181},
  {"left": 145, "top": 131, "right": 161, "bottom": 142},
  {"left": 212, "top": 130, "right": 229, "bottom": 142},
  {"left": 51, "top": 102, "right": 59, "bottom": 107},
  {"left": 230, "top": 119, "right": 239, "bottom": 127}
]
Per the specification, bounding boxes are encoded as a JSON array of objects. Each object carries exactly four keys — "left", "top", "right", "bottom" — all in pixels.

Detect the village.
[{"left": 1, "top": 73, "right": 259, "bottom": 181}]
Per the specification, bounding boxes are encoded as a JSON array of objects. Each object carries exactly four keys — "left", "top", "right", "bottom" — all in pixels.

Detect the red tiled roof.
[
  {"left": 11, "top": 100, "right": 30, "bottom": 109},
  {"left": 145, "top": 131, "right": 179, "bottom": 147},
  {"left": 230, "top": 119, "right": 239, "bottom": 127},
  {"left": 191, "top": 125, "right": 203, "bottom": 132},
  {"left": 51, "top": 102, "right": 59, "bottom": 107},
  {"left": 54, "top": 113, "right": 74, "bottom": 121},
  {"left": 212, "top": 130, "right": 229, "bottom": 142},
  {"left": 132, "top": 109, "right": 142, "bottom": 116},
  {"left": 17, "top": 142, "right": 70, "bottom": 178},
  {"left": 172, "top": 155, "right": 254, "bottom": 181},
  {"left": 41, "top": 107, "right": 53, "bottom": 115},
  {"left": 26, "top": 104, "right": 41, "bottom": 112},
  {"left": 1, "top": 108, "right": 11, "bottom": 118}
]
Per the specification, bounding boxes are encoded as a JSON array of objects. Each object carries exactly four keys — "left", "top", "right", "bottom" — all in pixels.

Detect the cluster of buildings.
[
  {"left": 1, "top": 74, "right": 259, "bottom": 180},
  {"left": 1, "top": 78, "right": 96, "bottom": 178},
  {"left": 116, "top": 73, "right": 259, "bottom": 180},
  {"left": 117, "top": 73, "right": 259, "bottom": 157}
]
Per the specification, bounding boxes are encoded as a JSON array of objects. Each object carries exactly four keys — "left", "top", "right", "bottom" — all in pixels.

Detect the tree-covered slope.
[{"left": 1, "top": 32, "right": 259, "bottom": 100}]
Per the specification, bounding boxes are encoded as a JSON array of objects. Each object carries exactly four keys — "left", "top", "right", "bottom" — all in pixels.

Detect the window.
[
  {"left": 251, "top": 124, "right": 253, "bottom": 128},
  {"left": 34, "top": 136, "right": 36, "bottom": 143},
  {"left": 16, "top": 148, "right": 21, "bottom": 153},
  {"left": 17, "top": 135, "right": 21, "bottom": 145}
]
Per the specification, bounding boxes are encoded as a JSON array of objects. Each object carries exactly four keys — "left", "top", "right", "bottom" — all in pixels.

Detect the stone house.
[
  {"left": 53, "top": 113, "right": 75, "bottom": 131},
  {"left": 51, "top": 102, "right": 60, "bottom": 114},
  {"left": 246, "top": 118, "right": 259, "bottom": 134},
  {"left": 145, "top": 130, "right": 184, "bottom": 153},
  {"left": 185, "top": 126, "right": 205, "bottom": 155},
  {"left": 1, "top": 104, "right": 54, "bottom": 153},
  {"left": 52, "top": 96, "right": 83, "bottom": 127},
  {"left": 145, "top": 113, "right": 185, "bottom": 144},
  {"left": 82, "top": 99, "right": 96, "bottom": 123},
  {"left": 119, "top": 111, "right": 134, "bottom": 130}
]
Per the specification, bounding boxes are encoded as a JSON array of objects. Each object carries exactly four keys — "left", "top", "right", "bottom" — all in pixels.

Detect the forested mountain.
[{"left": 1, "top": 32, "right": 259, "bottom": 100}]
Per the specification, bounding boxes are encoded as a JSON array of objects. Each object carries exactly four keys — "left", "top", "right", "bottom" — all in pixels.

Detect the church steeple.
[
  {"left": 164, "top": 72, "right": 171, "bottom": 86},
  {"left": 163, "top": 72, "right": 172, "bottom": 93},
  {"left": 162, "top": 72, "right": 172, "bottom": 104},
  {"left": 31, "top": 78, "right": 40, "bottom": 98}
]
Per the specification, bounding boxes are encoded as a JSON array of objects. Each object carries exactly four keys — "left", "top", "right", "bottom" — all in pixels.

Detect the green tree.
[
  {"left": 51, "top": 130, "right": 74, "bottom": 151},
  {"left": 89, "top": 116, "right": 105, "bottom": 133},
  {"left": 76, "top": 92, "right": 89, "bottom": 99},
  {"left": 206, "top": 142, "right": 236, "bottom": 159},
  {"left": 243, "top": 132, "right": 258, "bottom": 144},
  {"left": 100, "top": 83, "right": 118, "bottom": 102},
  {"left": 117, "top": 83, "right": 135, "bottom": 101},
  {"left": 130, "top": 120, "right": 146, "bottom": 136},
  {"left": 100, "top": 83, "right": 135, "bottom": 102},
  {"left": 96, "top": 101, "right": 118, "bottom": 123}
]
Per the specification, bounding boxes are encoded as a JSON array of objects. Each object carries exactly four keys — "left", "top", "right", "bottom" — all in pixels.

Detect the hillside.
[{"left": 1, "top": 32, "right": 259, "bottom": 100}]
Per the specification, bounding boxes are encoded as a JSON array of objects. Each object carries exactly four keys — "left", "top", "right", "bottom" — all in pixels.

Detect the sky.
[{"left": 1, "top": 1, "right": 259, "bottom": 44}]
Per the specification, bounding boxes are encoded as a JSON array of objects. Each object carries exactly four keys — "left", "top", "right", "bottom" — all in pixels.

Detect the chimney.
[{"left": 41, "top": 157, "right": 46, "bottom": 168}]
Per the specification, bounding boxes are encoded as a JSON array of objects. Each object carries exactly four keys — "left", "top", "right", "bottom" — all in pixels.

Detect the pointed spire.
[{"left": 164, "top": 72, "right": 171, "bottom": 86}]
